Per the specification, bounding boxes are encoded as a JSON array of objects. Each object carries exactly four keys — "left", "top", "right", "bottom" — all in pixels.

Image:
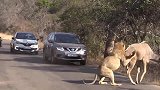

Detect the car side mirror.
[
  {"left": 80, "top": 41, "right": 85, "bottom": 44},
  {"left": 48, "top": 39, "right": 54, "bottom": 43},
  {"left": 12, "top": 37, "right": 15, "bottom": 40},
  {"left": 81, "top": 42, "right": 85, "bottom": 44}
]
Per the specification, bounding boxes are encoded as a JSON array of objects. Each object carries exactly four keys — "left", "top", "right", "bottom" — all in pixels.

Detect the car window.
[
  {"left": 50, "top": 34, "right": 55, "bottom": 41},
  {"left": 47, "top": 33, "right": 54, "bottom": 41},
  {"left": 16, "top": 33, "right": 36, "bottom": 40},
  {"left": 54, "top": 34, "right": 80, "bottom": 44}
]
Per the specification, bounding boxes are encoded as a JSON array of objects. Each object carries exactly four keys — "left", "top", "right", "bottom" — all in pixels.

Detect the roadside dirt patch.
[{"left": 0, "top": 33, "right": 12, "bottom": 40}]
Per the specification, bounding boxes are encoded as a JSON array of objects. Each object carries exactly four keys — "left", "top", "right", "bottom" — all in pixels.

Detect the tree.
[{"left": 60, "top": 0, "right": 160, "bottom": 61}]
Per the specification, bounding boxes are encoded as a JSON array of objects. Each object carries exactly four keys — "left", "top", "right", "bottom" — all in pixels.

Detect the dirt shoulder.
[{"left": 0, "top": 33, "right": 12, "bottom": 40}]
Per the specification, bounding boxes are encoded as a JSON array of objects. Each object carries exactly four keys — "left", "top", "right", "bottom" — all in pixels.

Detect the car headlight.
[
  {"left": 33, "top": 42, "right": 38, "bottom": 45},
  {"left": 56, "top": 47, "right": 64, "bottom": 51},
  {"left": 16, "top": 41, "right": 21, "bottom": 44},
  {"left": 81, "top": 48, "right": 86, "bottom": 52},
  {"left": 78, "top": 48, "right": 86, "bottom": 55}
]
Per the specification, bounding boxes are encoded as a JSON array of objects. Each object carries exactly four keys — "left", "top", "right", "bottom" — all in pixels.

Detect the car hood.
[
  {"left": 55, "top": 43, "right": 86, "bottom": 48},
  {"left": 16, "top": 39, "right": 37, "bottom": 44}
]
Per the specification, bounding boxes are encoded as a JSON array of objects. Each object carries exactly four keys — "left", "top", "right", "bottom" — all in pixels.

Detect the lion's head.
[{"left": 112, "top": 41, "right": 126, "bottom": 62}]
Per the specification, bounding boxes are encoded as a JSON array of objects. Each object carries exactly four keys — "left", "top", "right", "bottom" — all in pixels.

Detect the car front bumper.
[
  {"left": 56, "top": 54, "right": 87, "bottom": 61},
  {"left": 54, "top": 50, "right": 87, "bottom": 61},
  {"left": 14, "top": 44, "right": 39, "bottom": 53}
]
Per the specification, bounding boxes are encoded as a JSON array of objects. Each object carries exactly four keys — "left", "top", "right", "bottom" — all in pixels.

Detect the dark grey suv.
[{"left": 43, "top": 32, "right": 87, "bottom": 65}]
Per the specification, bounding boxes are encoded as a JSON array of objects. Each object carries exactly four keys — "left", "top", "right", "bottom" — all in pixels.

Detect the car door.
[
  {"left": 48, "top": 33, "right": 55, "bottom": 58},
  {"left": 44, "top": 33, "right": 53, "bottom": 57}
]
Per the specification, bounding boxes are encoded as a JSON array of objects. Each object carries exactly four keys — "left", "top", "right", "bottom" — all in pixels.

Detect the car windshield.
[
  {"left": 54, "top": 34, "right": 80, "bottom": 44},
  {"left": 16, "top": 33, "right": 36, "bottom": 40}
]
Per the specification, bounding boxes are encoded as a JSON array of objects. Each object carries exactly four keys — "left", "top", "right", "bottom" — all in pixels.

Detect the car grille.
[
  {"left": 65, "top": 56, "right": 81, "bottom": 59},
  {"left": 20, "top": 43, "right": 33, "bottom": 46},
  {"left": 64, "top": 47, "right": 81, "bottom": 52},
  {"left": 16, "top": 47, "right": 37, "bottom": 50}
]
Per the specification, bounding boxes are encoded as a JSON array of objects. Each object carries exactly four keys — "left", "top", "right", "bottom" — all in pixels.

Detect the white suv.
[{"left": 10, "top": 32, "right": 39, "bottom": 54}]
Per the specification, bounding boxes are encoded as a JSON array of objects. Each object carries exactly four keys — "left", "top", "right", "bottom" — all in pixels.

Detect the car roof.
[
  {"left": 15, "top": 32, "right": 34, "bottom": 34},
  {"left": 50, "top": 32, "right": 76, "bottom": 35}
]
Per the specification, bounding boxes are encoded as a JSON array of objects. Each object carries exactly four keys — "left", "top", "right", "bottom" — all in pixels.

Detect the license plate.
[
  {"left": 24, "top": 47, "right": 31, "bottom": 49},
  {"left": 67, "top": 54, "right": 78, "bottom": 57}
]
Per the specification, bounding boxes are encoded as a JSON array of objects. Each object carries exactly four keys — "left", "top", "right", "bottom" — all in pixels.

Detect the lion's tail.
[{"left": 82, "top": 74, "right": 98, "bottom": 85}]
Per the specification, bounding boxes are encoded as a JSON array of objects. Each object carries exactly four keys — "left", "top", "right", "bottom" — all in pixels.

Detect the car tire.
[
  {"left": 43, "top": 50, "right": 48, "bottom": 61},
  {"left": 51, "top": 55, "right": 58, "bottom": 64},
  {"left": 10, "top": 47, "right": 13, "bottom": 53},
  {"left": 10, "top": 47, "right": 16, "bottom": 54},
  {"left": 33, "top": 51, "right": 38, "bottom": 55},
  {"left": 80, "top": 60, "right": 86, "bottom": 65}
]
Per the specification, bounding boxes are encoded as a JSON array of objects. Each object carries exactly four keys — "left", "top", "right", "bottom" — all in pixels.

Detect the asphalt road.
[{"left": 0, "top": 40, "right": 160, "bottom": 90}]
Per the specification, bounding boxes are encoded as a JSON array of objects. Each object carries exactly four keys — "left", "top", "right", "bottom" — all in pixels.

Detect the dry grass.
[
  {"left": 144, "top": 62, "right": 160, "bottom": 85},
  {"left": 0, "top": 33, "right": 12, "bottom": 40},
  {"left": 86, "top": 55, "right": 104, "bottom": 65}
]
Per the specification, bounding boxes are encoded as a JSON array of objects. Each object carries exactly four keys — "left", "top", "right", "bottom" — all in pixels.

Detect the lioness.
[{"left": 83, "top": 41, "right": 126, "bottom": 86}]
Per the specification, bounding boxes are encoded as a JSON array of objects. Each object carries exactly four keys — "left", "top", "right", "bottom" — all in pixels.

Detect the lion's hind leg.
[
  {"left": 101, "top": 67, "right": 121, "bottom": 86},
  {"left": 108, "top": 69, "right": 122, "bottom": 86},
  {"left": 99, "top": 77, "right": 108, "bottom": 85}
]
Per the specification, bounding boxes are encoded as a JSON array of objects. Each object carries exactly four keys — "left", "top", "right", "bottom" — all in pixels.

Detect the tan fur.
[
  {"left": 83, "top": 41, "right": 126, "bottom": 86},
  {"left": 124, "top": 41, "right": 160, "bottom": 85}
]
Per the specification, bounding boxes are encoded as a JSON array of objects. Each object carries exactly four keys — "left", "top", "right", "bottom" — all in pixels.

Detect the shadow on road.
[
  {"left": 0, "top": 50, "right": 11, "bottom": 54},
  {"left": 12, "top": 55, "right": 98, "bottom": 74},
  {"left": 12, "top": 57, "right": 131, "bottom": 82},
  {"left": 12, "top": 57, "right": 132, "bottom": 85},
  {"left": 63, "top": 73, "right": 132, "bottom": 85},
  {"left": 9, "top": 56, "right": 153, "bottom": 87},
  {"left": 118, "top": 87, "right": 141, "bottom": 90},
  {"left": 13, "top": 56, "right": 44, "bottom": 64},
  {"left": 12, "top": 62, "right": 97, "bottom": 74}
]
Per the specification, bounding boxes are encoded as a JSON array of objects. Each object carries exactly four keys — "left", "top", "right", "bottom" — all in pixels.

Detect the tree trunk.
[{"left": 104, "top": 30, "right": 116, "bottom": 58}]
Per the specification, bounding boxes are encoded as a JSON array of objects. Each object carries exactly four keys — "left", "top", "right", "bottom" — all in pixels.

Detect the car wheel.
[
  {"left": 51, "top": 55, "right": 58, "bottom": 64},
  {"left": 80, "top": 60, "right": 86, "bottom": 65},
  {"left": 43, "top": 50, "right": 48, "bottom": 61},
  {"left": 10, "top": 47, "right": 16, "bottom": 54},
  {"left": 33, "top": 51, "right": 38, "bottom": 55},
  {"left": 10, "top": 47, "right": 13, "bottom": 53}
]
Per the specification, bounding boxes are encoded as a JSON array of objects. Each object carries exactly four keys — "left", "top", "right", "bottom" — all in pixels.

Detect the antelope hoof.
[
  {"left": 131, "top": 82, "right": 137, "bottom": 85},
  {"left": 136, "top": 81, "right": 139, "bottom": 84},
  {"left": 111, "top": 83, "right": 122, "bottom": 86}
]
